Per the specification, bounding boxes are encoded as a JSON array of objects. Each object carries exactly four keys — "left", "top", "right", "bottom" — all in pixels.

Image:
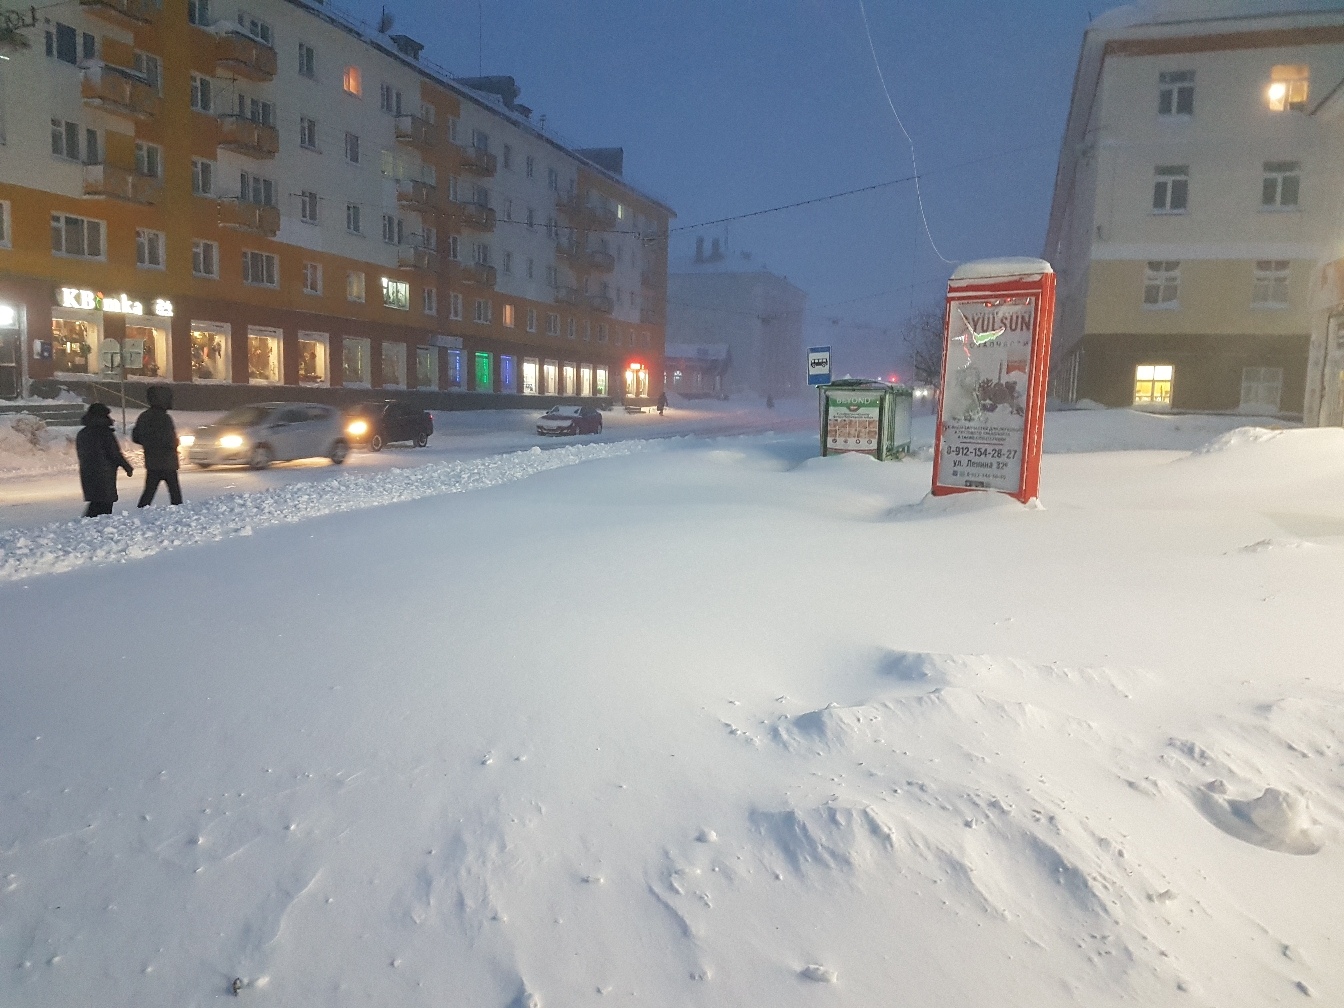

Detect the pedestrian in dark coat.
[
  {"left": 75, "top": 402, "right": 132, "bottom": 517},
  {"left": 656, "top": 390, "right": 668, "bottom": 416},
  {"left": 132, "top": 384, "right": 183, "bottom": 507}
]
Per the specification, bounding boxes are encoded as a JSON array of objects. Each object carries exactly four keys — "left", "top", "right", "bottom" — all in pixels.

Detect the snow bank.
[{"left": 0, "top": 413, "right": 76, "bottom": 475}]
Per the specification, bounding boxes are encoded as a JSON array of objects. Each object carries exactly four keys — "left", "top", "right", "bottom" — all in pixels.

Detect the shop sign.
[{"left": 55, "top": 288, "right": 173, "bottom": 318}]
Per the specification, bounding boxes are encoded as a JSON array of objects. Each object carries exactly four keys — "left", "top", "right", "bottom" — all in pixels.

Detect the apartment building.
[
  {"left": 1045, "top": 1, "right": 1344, "bottom": 419},
  {"left": 0, "top": 0, "right": 672, "bottom": 408}
]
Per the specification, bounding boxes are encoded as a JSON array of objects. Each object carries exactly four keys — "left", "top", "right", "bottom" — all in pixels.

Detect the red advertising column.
[{"left": 931, "top": 258, "right": 1055, "bottom": 504}]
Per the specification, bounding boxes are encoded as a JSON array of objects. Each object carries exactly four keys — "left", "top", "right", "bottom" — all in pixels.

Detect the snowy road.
[{"left": 0, "top": 399, "right": 814, "bottom": 531}]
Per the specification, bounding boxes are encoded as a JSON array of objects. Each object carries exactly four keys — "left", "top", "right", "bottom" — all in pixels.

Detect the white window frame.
[
  {"left": 345, "top": 203, "right": 361, "bottom": 235},
  {"left": 526, "top": 307, "right": 537, "bottom": 333},
  {"left": 1261, "top": 161, "right": 1300, "bottom": 210},
  {"left": 191, "top": 158, "right": 215, "bottom": 196},
  {"left": 1152, "top": 165, "right": 1188, "bottom": 214},
  {"left": 190, "top": 73, "right": 213, "bottom": 113},
  {"left": 135, "top": 228, "right": 165, "bottom": 269},
  {"left": 1158, "top": 70, "right": 1194, "bottom": 116},
  {"left": 1252, "top": 260, "right": 1290, "bottom": 307},
  {"left": 473, "top": 298, "right": 491, "bottom": 324},
  {"left": 302, "top": 261, "right": 322, "bottom": 295},
  {"left": 241, "top": 249, "right": 278, "bottom": 287},
  {"left": 300, "top": 189, "right": 320, "bottom": 224},
  {"left": 1239, "top": 366, "right": 1283, "bottom": 414},
  {"left": 189, "top": 321, "right": 231, "bottom": 384},
  {"left": 448, "top": 291, "right": 463, "bottom": 320},
  {"left": 343, "top": 65, "right": 361, "bottom": 97},
  {"left": 0, "top": 200, "right": 11, "bottom": 249},
  {"left": 342, "top": 336, "right": 371, "bottom": 387},
  {"left": 346, "top": 270, "right": 366, "bottom": 303},
  {"left": 381, "top": 276, "right": 410, "bottom": 311},
  {"left": 298, "top": 42, "right": 316, "bottom": 79},
  {"left": 192, "top": 238, "right": 218, "bottom": 278},
  {"left": 1143, "top": 260, "right": 1180, "bottom": 308},
  {"left": 299, "top": 116, "right": 318, "bottom": 150},
  {"left": 423, "top": 287, "right": 437, "bottom": 315},
  {"left": 51, "top": 213, "right": 104, "bottom": 259},
  {"left": 1268, "top": 65, "right": 1308, "bottom": 112},
  {"left": 297, "top": 331, "right": 329, "bottom": 386},
  {"left": 1133, "top": 364, "right": 1174, "bottom": 408}
]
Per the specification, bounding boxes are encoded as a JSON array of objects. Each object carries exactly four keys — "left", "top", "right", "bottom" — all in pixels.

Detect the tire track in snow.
[{"left": 0, "top": 440, "right": 656, "bottom": 584}]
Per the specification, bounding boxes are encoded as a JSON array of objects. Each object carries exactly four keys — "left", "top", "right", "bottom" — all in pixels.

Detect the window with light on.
[{"left": 1133, "top": 365, "right": 1173, "bottom": 406}]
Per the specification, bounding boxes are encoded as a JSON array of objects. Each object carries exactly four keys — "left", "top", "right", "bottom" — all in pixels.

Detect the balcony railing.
[
  {"left": 398, "top": 246, "right": 439, "bottom": 272},
  {"left": 217, "top": 198, "right": 280, "bottom": 237},
  {"left": 218, "top": 115, "right": 280, "bottom": 159},
  {"left": 457, "top": 262, "right": 497, "bottom": 288},
  {"left": 395, "top": 178, "right": 439, "bottom": 213},
  {"left": 455, "top": 145, "right": 497, "bottom": 177},
  {"left": 79, "top": 0, "right": 158, "bottom": 29},
  {"left": 447, "top": 202, "right": 496, "bottom": 232},
  {"left": 587, "top": 293, "right": 615, "bottom": 314},
  {"left": 81, "top": 64, "right": 159, "bottom": 121},
  {"left": 555, "top": 241, "right": 581, "bottom": 263},
  {"left": 555, "top": 286, "right": 584, "bottom": 307},
  {"left": 584, "top": 250, "right": 616, "bottom": 273},
  {"left": 556, "top": 195, "right": 618, "bottom": 231},
  {"left": 395, "top": 114, "right": 435, "bottom": 149},
  {"left": 215, "top": 30, "right": 277, "bottom": 81},
  {"left": 82, "top": 162, "right": 162, "bottom": 205}
]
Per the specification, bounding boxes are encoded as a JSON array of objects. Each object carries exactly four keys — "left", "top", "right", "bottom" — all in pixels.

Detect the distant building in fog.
[
  {"left": 666, "top": 237, "right": 806, "bottom": 398},
  {"left": 1045, "top": 1, "right": 1344, "bottom": 419},
  {"left": 664, "top": 342, "right": 730, "bottom": 398}
]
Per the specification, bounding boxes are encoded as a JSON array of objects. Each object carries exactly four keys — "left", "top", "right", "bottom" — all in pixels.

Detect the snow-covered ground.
[{"left": 0, "top": 409, "right": 1340, "bottom": 1006}]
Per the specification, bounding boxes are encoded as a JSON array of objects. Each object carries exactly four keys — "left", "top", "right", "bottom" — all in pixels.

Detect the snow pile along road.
[
  {"left": 0, "top": 439, "right": 653, "bottom": 583},
  {"left": 0, "top": 413, "right": 76, "bottom": 476}
]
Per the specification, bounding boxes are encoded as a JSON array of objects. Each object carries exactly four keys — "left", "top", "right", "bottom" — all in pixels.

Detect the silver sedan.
[{"left": 186, "top": 402, "right": 350, "bottom": 469}]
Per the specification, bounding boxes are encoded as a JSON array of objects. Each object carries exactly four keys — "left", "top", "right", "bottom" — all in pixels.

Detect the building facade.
[
  {"left": 1045, "top": 1, "right": 1344, "bottom": 419},
  {"left": 665, "top": 238, "right": 805, "bottom": 399},
  {"left": 0, "top": 0, "right": 671, "bottom": 409}
]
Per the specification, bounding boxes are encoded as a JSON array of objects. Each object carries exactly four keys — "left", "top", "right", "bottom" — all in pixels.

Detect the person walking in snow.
[
  {"left": 132, "top": 385, "right": 183, "bottom": 508},
  {"left": 75, "top": 402, "right": 132, "bottom": 518},
  {"left": 657, "top": 390, "right": 668, "bottom": 416}
]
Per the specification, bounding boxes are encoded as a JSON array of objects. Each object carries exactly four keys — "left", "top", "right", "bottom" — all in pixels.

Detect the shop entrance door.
[{"left": 0, "top": 329, "right": 19, "bottom": 399}]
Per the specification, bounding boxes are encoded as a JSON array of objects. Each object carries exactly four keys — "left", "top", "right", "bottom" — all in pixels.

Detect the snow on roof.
[
  {"left": 1091, "top": 0, "right": 1344, "bottom": 31},
  {"left": 950, "top": 257, "right": 1054, "bottom": 281}
]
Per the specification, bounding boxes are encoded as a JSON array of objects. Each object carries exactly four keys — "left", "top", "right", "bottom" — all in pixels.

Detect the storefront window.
[
  {"left": 625, "top": 366, "right": 649, "bottom": 398},
  {"left": 298, "top": 332, "right": 328, "bottom": 385},
  {"left": 416, "top": 346, "right": 439, "bottom": 389},
  {"left": 191, "top": 323, "right": 230, "bottom": 382},
  {"left": 579, "top": 365, "right": 592, "bottom": 397},
  {"left": 522, "top": 357, "right": 539, "bottom": 395},
  {"left": 343, "top": 337, "right": 371, "bottom": 386},
  {"left": 500, "top": 354, "right": 516, "bottom": 393},
  {"left": 248, "top": 328, "right": 281, "bottom": 383},
  {"left": 123, "top": 324, "right": 169, "bottom": 379},
  {"left": 562, "top": 362, "right": 576, "bottom": 396},
  {"left": 543, "top": 359, "right": 558, "bottom": 395},
  {"left": 474, "top": 351, "right": 492, "bottom": 392},
  {"left": 52, "top": 316, "right": 98, "bottom": 374},
  {"left": 382, "top": 341, "right": 407, "bottom": 388},
  {"left": 1133, "top": 364, "right": 1173, "bottom": 406},
  {"left": 446, "top": 349, "right": 463, "bottom": 389},
  {"left": 595, "top": 367, "right": 608, "bottom": 396}
]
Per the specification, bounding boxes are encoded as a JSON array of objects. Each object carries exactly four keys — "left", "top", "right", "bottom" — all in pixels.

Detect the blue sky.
[{"left": 361, "top": 0, "right": 1105, "bottom": 374}]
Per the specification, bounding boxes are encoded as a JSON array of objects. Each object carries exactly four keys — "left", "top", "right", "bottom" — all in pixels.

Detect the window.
[
  {"left": 525, "top": 155, "right": 534, "bottom": 178},
  {"left": 344, "top": 131, "right": 360, "bottom": 163},
  {"left": 187, "top": 0, "right": 212, "bottom": 27},
  {"left": 420, "top": 102, "right": 435, "bottom": 124},
  {"left": 502, "top": 144, "right": 512, "bottom": 170},
  {"left": 582, "top": 320, "right": 591, "bottom": 342},
  {"left": 446, "top": 348, "right": 463, "bottom": 389},
  {"left": 526, "top": 308, "right": 537, "bottom": 333},
  {"left": 1261, "top": 161, "right": 1300, "bottom": 209},
  {"left": 133, "top": 52, "right": 161, "bottom": 94},
  {"left": 136, "top": 228, "right": 164, "bottom": 268},
  {"left": 242, "top": 250, "right": 278, "bottom": 286},
  {"left": 302, "top": 261, "right": 322, "bottom": 294},
  {"left": 526, "top": 207, "right": 535, "bottom": 229},
  {"left": 445, "top": 234, "right": 459, "bottom": 260},
  {"left": 381, "top": 276, "right": 410, "bottom": 310},
  {"left": 1252, "top": 260, "right": 1290, "bottom": 306},
  {"left": 567, "top": 318, "right": 577, "bottom": 340},
  {"left": 1145, "top": 258, "right": 1177, "bottom": 302},
  {"left": 448, "top": 292, "right": 463, "bottom": 320},
  {"left": 300, "top": 116, "right": 318, "bottom": 150},
  {"left": 500, "top": 354, "right": 516, "bottom": 393},
  {"left": 1133, "top": 365, "right": 1173, "bottom": 406},
  {"left": 1158, "top": 70, "right": 1194, "bottom": 115},
  {"left": 1152, "top": 165, "right": 1188, "bottom": 213},
  {"left": 50, "top": 119, "right": 81, "bottom": 161},
  {"left": 239, "top": 172, "right": 276, "bottom": 206},
  {"left": 595, "top": 367, "right": 608, "bottom": 397},
  {"left": 546, "top": 312, "right": 560, "bottom": 336},
  {"left": 0, "top": 201, "right": 10, "bottom": 249},
  {"left": 423, "top": 287, "right": 437, "bottom": 315},
  {"left": 546, "top": 265, "right": 558, "bottom": 287},
  {"left": 422, "top": 226, "right": 437, "bottom": 251},
  {"left": 472, "top": 242, "right": 490, "bottom": 266},
  {"left": 473, "top": 298, "right": 491, "bottom": 324},
  {"left": 190, "top": 323, "right": 230, "bottom": 382},
  {"left": 190, "top": 74, "right": 213, "bottom": 112},
  {"left": 474, "top": 351, "right": 492, "bottom": 391},
  {"left": 298, "top": 43, "right": 315, "bottom": 78},
  {"left": 597, "top": 323, "right": 608, "bottom": 343},
  {"left": 502, "top": 303, "right": 515, "bottom": 327},
  {"left": 503, "top": 198, "right": 513, "bottom": 222},
  {"left": 416, "top": 346, "right": 438, "bottom": 389},
  {"left": 346, "top": 203, "right": 362, "bottom": 234},
  {"left": 522, "top": 358, "right": 539, "bottom": 394},
  {"left": 346, "top": 270, "right": 366, "bottom": 302},
  {"left": 447, "top": 118, "right": 460, "bottom": 144},
  {"left": 1240, "top": 367, "right": 1283, "bottom": 414},
  {"left": 192, "top": 159, "right": 215, "bottom": 195},
  {"left": 343, "top": 66, "right": 362, "bottom": 96},
  {"left": 298, "top": 332, "right": 328, "bottom": 385},
  {"left": 122, "top": 324, "right": 170, "bottom": 380},
  {"left": 192, "top": 239, "right": 218, "bottom": 278},
  {"left": 135, "top": 142, "right": 161, "bottom": 179},
  {"left": 51, "top": 213, "right": 103, "bottom": 258},
  {"left": 343, "top": 337, "right": 371, "bottom": 385},
  {"left": 547, "top": 166, "right": 558, "bottom": 191},
  {"left": 526, "top": 258, "right": 535, "bottom": 280},
  {"left": 502, "top": 250, "right": 512, "bottom": 274},
  {"left": 237, "top": 11, "right": 273, "bottom": 45},
  {"left": 1268, "top": 65, "right": 1308, "bottom": 112},
  {"left": 472, "top": 128, "right": 489, "bottom": 151},
  {"left": 300, "top": 190, "right": 319, "bottom": 224},
  {"left": 247, "top": 328, "right": 281, "bottom": 383},
  {"left": 45, "top": 23, "right": 78, "bottom": 65},
  {"left": 380, "top": 83, "right": 402, "bottom": 115},
  {"left": 381, "top": 341, "right": 407, "bottom": 387},
  {"left": 382, "top": 214, "right": 402, "bottom": 244},
  {"left": 543, "top": 360, "right": 558, "bottom": 395},
  {"left": 545, "top": 217, "right": 558, "bottom": 239},
  {"left": 235, "top": 94, "right": 275, "bottom": 126}
]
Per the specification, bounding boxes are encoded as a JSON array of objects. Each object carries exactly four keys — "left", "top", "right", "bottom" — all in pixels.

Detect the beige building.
[{"left": 1046, "top": 0, "right": 1344, "bottom": 418}]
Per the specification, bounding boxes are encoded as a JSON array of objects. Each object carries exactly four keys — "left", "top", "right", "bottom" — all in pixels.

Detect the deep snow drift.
[{"left": 0, "top": 411, "right": 1340, "bottom": 1007}]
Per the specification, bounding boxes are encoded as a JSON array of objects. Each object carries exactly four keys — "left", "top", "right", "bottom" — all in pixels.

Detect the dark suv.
[{"left": 345, "top": 400, "right": 434, "bottom": 451}]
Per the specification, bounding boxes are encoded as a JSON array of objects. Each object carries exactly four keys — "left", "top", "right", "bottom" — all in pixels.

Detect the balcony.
[
  {"left": 555, "top": 240, "right": 582, "bottom": 263},
  {"left": 457, "top": 262, "right": 497, "bottom": 288},
  {"left": 218, "top": 198, "right": 280, "bottom": 237},
  {"left": 584, "top": 249, "right": 616, "bottom": 273},
  {"left": 82, "top": 162, "right": 162, "bottom": 205},
  {"left": 447, "top": 202, "right": 496, "bottom": 233},
  {"left": 396, "top": 178, "right": 439, "bottom": 214},
  {"left": 395, "top": 114, "right": 435, "bottom": 149},
  {"left": 218, "top": 115, "right": 280, "bottom": 159},
  {"left": 640, "top": 308, "right": 662, "bottom": 325},
  {"left": 555, "top": 286, "right": 584, "bottom": 307},
  {"left": 455, "top": 145, "right": 497, "bottom": 177},
  {"left": 398, "top": 246, "right": 439, "bottom": 272},
  {"left": 556, "top": 195, "right": 617, "bottom": 231},
  {"left": 79, "top": 0, "right": 158, "bottom": 29},
  {"left": 81, "top": 64, "right": 159, "bottom": 121},
  {"left": 215, "top": 30, "right": 277, "bottom": 82},
  {"left": 587, "top": 293, "right": 615, "bottom": 314}
]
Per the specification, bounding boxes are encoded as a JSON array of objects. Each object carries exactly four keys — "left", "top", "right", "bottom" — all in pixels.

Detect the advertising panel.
[{"left": 825, "top": 388, "right": 881, "bottom": 454}]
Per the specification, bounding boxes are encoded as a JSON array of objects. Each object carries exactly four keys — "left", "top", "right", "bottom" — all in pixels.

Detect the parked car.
[
  {"left": 344, "top": 400, "right": 433, "bottom": 451},
  {"left": 537, "top": 405, "right": 603, "bottom": 436},
  {"left": 187, "top": 402, "right": 349, "bottom": 469}
]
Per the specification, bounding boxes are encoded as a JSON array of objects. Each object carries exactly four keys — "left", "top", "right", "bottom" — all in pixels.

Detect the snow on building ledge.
[{"left": 950, "top": 258, "right": 1054, "bottom": 282}]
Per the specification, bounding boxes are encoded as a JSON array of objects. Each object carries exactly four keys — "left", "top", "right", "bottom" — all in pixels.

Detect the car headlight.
[
  {"left": 178, "top": 434, "right": 195, "bottom": 447},
  {"left": 218, "top": 434, "right": 244, "bottom": 449},
  {"left": 347, "top": 420, "right": 368, "bottom": 436}
]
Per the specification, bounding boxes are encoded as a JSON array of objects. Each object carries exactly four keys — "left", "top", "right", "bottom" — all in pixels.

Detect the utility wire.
[{"left": 856, "top": 0, "right": 954, "bottom": 265}]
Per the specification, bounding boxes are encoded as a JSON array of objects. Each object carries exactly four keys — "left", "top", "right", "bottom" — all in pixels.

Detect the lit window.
[
  {"left": 1261, "top": 161, "right": 1300, "bottom": 209},
  {"left": 343, "top": 337, "right": 371, "bottom": 385},
  {"left": 1143, "top": 261, "right": 1180, "bottom": 308},
  {"left": 502, "top": 303, "right": 515, "bottom": 327},
  {"left": 1252, "top": 260, "right": 1289, "bottom": 306},
  {"left": 1268, "top": 65, "right": 1308, "bottom": 112},
  {"left": 1152, "top": 165, "right": 1188, "bottom": 213},
  {"left": 474, "top": 351, "right": 492, "bottom": 390},
  {"left": 381, "top": 341, "right": 407, "bottom": 387},
  {"left": 247, "top": 329, "right": 281, "bottom": 383},
  {"left": 1133, "top": 364, "right": 1173, "bottom": 406},
  {"left": 346, "top": 270, "right": 365, "bottom": 302},
  {"left": 343, "top": 65, "right": 362, "bottom": 96},
  {"left": 298, "top": 333, "right": 328, "bottom": 385},
  {"left": 381, "top": 277, "right": 410, "bottom": 310}
]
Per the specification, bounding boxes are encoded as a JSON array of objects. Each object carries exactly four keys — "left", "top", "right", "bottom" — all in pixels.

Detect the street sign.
[
  {"left": 122, "top": 337, "right": 144, "bottom": 371},
  {"left": 99, "top": 343, "right": 121, "bottom": 374},
  {"left": 807, "top": 345, "right": 832, "bottom": 386}
]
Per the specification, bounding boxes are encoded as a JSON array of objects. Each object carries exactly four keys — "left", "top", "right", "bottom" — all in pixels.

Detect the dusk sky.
[{"left": 353, "top": 0, "right": 1105, "bottom": 375}]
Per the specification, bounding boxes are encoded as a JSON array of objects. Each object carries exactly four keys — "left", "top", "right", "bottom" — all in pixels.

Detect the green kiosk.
[{"left": 818, "top": 379, "right": 913, "bottom": 460}]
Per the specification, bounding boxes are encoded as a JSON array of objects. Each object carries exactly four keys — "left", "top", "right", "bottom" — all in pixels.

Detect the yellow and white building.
[
  {"left": 1045, "top": 1, "right": 1344, "bottom": 418},
  {"left": 0, "top": 0, "right": 672, "bottom": 407}
]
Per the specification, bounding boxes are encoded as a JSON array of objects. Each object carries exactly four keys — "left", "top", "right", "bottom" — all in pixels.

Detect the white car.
[
  {"left": 188, "top": 402, "right": 350, "bottom": 469},
  {"left": 536, "top": 405, "right": 603, "bottom": 436}
]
